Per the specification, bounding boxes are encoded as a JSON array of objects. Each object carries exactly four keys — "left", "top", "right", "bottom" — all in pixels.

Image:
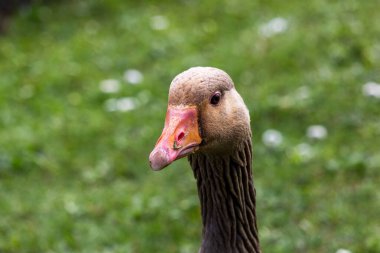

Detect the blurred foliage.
[{"left": 0, "top": 0, "right": 380, "bottom": 252}]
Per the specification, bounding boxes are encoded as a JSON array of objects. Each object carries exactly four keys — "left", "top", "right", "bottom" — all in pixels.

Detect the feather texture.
[{"left": 189, "top": 137, "right": 260, "bottom": 253}]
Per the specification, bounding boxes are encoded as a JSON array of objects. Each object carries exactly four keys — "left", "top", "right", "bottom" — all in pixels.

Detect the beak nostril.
[{"left": 177, "top": 132, "right": 185, "bottom": 141}]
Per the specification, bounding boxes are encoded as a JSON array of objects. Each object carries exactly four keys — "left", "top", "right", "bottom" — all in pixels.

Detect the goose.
[{"left": 149, "top": 67, "right": 260, "bottom": 253}]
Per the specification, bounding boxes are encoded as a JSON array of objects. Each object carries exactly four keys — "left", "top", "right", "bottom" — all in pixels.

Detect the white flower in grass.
[
  {"left": 124, "top": 69, "right": 143, "bottom": 84},
  {"left": 294, "top": 143, "right": 314, "bottom": 160},
  {"left": 99, "top": 79, "right": 120, "bottom": 93},
  {"left": 362, "top": 81, "right": 380, "bottom": 98},
  {"left": 64, "top": 197, "right": 80, "bottom": 215},
  {"left": 116, "top": 97, "right": 137, "bottom": 111},
  {"left": 105, "top": 97, "right": 137, "bottom": 112},
  {"left": 150, "top": 15, "right": 169, "bottom": 30},
  {"left": 262, "top": 129, "right": 283, "bottom": 147},
  {"left": 259, "top": 17, "right": 288, "bottom": 37},
  {"left": 336, "top": 249, "right": 352, "bottom": 253},
  {"left": 307, "top": 125, "right": 328, "bottom": 140}
]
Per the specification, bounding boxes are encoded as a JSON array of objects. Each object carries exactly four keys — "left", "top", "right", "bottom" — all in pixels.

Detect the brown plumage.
[{"left": 149, "top": 67, "right": 260, "bottom": 253}]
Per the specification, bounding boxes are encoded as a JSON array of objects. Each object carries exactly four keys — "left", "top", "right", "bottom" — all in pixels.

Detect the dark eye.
[{"left": 210, "top": 91, "right": 222, "bottom": 105}]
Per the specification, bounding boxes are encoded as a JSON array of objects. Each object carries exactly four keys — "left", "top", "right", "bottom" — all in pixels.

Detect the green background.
[{"left": 1, "top": 0, "right": 380, "bottom": 252}]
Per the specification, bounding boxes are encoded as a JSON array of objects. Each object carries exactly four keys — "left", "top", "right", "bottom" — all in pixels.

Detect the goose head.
[{"left": 149, "top": 67, "right": 250, "bottom": 171}]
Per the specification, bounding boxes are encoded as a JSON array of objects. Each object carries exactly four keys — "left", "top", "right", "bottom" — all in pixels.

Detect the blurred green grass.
[{"left": 1, "top": 0, "right": 380, "bottom": 252}]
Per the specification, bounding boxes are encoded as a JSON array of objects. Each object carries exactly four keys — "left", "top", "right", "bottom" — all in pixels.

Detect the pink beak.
[{"left": 149, "top": 105, "right": 202, "bottom": 171}]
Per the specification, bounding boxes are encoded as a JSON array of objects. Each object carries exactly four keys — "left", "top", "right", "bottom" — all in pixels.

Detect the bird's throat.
[{"left": 189, "top": 138, "right": 260, "bottom": 253}]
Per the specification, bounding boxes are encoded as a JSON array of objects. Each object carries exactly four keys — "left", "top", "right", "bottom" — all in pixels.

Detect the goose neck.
[{"left": 189, "top": 139, "right": 260, "bottom": 253}]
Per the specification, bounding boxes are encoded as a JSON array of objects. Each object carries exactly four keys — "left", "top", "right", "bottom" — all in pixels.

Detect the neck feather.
[{"left": 188, "top": 138, "right": 260, "bottom": 253}]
